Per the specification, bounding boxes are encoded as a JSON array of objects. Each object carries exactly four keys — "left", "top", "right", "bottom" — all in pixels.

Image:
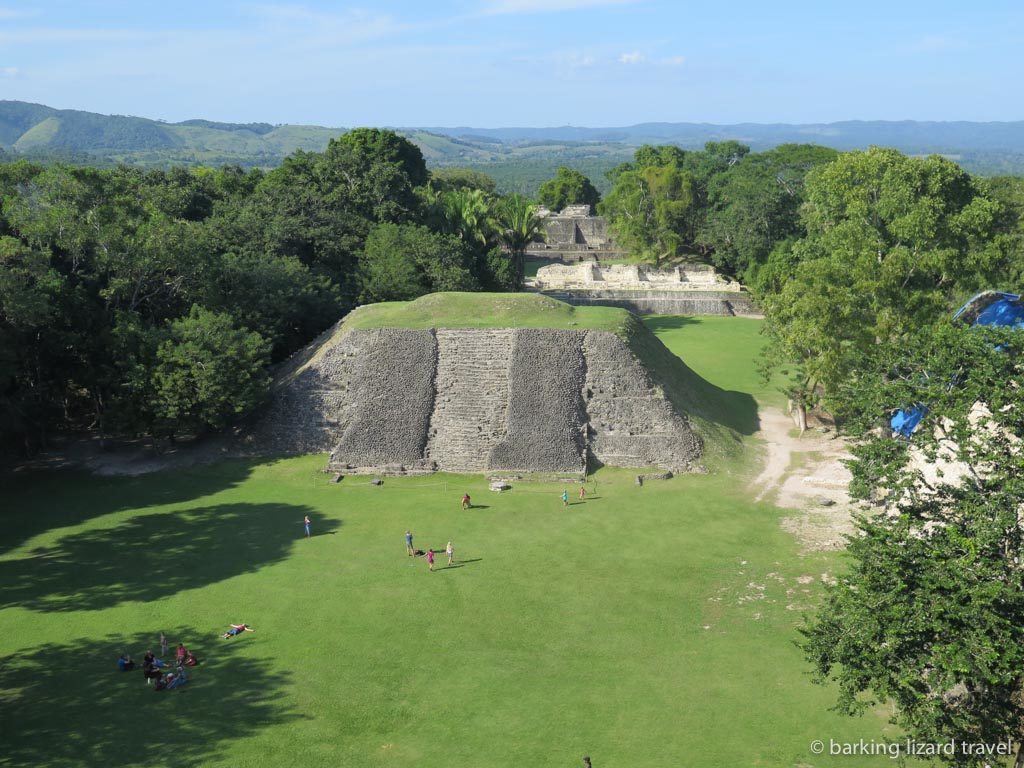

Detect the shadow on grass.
[
  {"left": 0, "top": 629, "right": 301, "bottom": 768},
  {"left": 640, "top": 316, "right": 702, "bottom": 332},
  {"left": 634, "top": 316, "right": 760, "bottom": 436},
  {"left": 1, "top": 460, "right": 264, "bottom": 556},
  {"left": 0, "top": 503, "right": 337, "bottom": 612},
  {"left": 441, "top": 558, "right": 483, "bottom": 571}
]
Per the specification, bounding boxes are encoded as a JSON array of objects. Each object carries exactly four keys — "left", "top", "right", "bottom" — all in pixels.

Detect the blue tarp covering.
[
  {"left": 891, "top": 405, "right": 928, "bottom": 438},
  {"left": 953, "top": 291, "right": 1024, "bottom": 329},
  {"left": 888, "top": 290, "right": 1021, "bottom": 439}
]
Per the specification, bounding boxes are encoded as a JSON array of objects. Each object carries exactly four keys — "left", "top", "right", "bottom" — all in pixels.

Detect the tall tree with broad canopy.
[
  {"left": 537, "top": 166, "right": 600, "bottom": 212},
  {"left": 151, "top": 305, "right": 271, "bottom": 437},
  {"left": 760, "top": 147, "right": 1005, "bottom": 424},
  {"left": 803, "top": 322, "right": 1024, "bottom": 767},
  {"left": 600, "top": 147, "right": 696, "bottom": 267}
]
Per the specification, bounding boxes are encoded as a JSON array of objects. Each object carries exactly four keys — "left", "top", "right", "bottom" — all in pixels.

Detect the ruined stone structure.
[
  {"left": 527, "top": 262, "right": 759, "bottom": 316},
  {"left": 527, "top": 204, "right": 626, "bottom": 262},
  {"left": 250, "top": 320, "right": 707, "bottom": 475}
]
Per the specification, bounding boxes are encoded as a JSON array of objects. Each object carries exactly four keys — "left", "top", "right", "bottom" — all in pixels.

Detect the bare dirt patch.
[{"left": 752, "top": 408, "right": 857, "bottom": 552}]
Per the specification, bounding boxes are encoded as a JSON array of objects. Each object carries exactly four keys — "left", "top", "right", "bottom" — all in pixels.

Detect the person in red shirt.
[
  {"left": 175, "top": 643, "right": 187, "bottom": 666},
  {"left": 426, "top": 549, "right": 435, "bottom": 572},
  {"left": 461, "top": 493, "right": 471, "bottom": 510}
]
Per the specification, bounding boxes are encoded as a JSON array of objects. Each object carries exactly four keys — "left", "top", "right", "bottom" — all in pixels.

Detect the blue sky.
[{"left": 0, "top": 0, "right": 1021, "bottom": 126}]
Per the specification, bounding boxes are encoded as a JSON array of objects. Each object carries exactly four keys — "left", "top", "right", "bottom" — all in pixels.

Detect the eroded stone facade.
[{"left": 251, "top": 326, "right": 706, "bottom": 474}]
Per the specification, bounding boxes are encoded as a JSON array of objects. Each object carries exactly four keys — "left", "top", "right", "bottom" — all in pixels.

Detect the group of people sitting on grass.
[{"left": 117, "top": 624, "right": 254, "bottom": 692}]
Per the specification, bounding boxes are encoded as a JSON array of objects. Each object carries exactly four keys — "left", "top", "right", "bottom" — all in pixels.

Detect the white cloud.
[
  {"left": 482, "top": 0, "right": 636, "bottom": 15},
  {"left": 660, "top": 55, "right": 685, "bottom": 66},
  {"left": 618, "top": 51, "right": 644, "bottom": 64},
  {"left": 1, "top": 66, "right": 18, "bottom": 77}
]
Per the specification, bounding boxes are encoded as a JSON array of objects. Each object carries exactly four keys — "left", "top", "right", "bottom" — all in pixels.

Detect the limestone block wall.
[
  {"left": 424, "top": 329, "right": 515, "bottom": 472},
  {"left": 487, "top": 329, "right": 588, "bottom": 473},
  {"left": 258, "top": 325, "right": 708, "bottom": 474},
  {"left": 582, "top": 332, "right": 702, "bottom": 469},
  {"left": 540, "top": 214, "right": 612, "bottom": 248},
  {"left": 243, "top": 329, "right": 363, "bottom": 455},
  {"left": 330, "top": 328, "right": 438, "bottom": 470},
  {"left": 546, "top": 290, "right": 759, "bottom": 317}
]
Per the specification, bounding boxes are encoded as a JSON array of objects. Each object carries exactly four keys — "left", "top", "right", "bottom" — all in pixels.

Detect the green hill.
[{"left": 3, "top": 100, "right": 1023, "bottom": 186}]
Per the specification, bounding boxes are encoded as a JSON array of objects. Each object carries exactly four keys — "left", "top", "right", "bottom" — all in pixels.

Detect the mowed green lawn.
[{"left": 0, "top": 317, "right": 905, "bottom": 768}]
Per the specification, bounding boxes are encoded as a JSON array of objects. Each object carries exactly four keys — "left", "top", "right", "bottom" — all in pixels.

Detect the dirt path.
[{"left": 752, "top": 408, "right": 856, "bottom": 551}]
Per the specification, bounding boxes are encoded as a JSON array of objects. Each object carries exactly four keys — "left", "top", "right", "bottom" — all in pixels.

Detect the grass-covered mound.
[
  {"left": 343, "top": 292, "right": 630, "bottom": 333},
  {"left": 284, "top": 293, "right": 755, "bottom": 465}
]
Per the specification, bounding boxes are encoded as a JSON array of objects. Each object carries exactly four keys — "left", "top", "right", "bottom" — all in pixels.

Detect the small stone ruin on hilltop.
[
  {"left": 526, "top": 204, "right": 626, "bottom": 262},
  {"left": 527, "top": 262, "right": 758, "bottom": 316}
]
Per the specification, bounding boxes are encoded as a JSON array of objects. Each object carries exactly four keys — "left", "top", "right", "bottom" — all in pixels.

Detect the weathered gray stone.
[
  {"left": 330, "top": 328, "right": 437, "bottom": 470},
  {"left": 487, "top": 329, "right": 587, "bottom": 473},
  {"left": 250, "top": 321, "right": 710, "bottom": 475}
]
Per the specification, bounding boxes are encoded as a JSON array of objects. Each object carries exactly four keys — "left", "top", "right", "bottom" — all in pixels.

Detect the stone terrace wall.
[
  {"left": 330, "top": 328, "right": 438, "bottom": 471},
  {"left": 257, "top": 325, "right": 708, "bottom": 474},
  {"left": 487, "top": 329, "right": 588, "bottom": 473},
  {"left": 546, "top": 290, "right": 758, "bottom": 317},
  {"left": 583, "top": 331, "right": 702, "bottom": 469},
  {"left": 424, "top": 329, "right": 514, "bottom": 472},
  {"left": 242, "top": 330, "right": 363, "bottom": 455}
]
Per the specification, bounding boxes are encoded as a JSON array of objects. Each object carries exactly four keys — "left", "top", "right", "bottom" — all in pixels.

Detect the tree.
[
  {"left": 359, "top": 223, "right": 478, "bottom": 302},
  {"left": 600, "top": 150, "right": 695, "bottom": 266},
  {"left": 151, "top": 305, "right": 271, "bottom": 436},
  {"left": 760, "top": 148, "right": 1003, "bottom": 419},
  {"left": 493, "top": 194, "right": 545, "bottom": 289},
  {"left": 201, "top": 251, "right": 341, "bottom": 361},
  {"left": 803, "top": 323, "right": 1024, "bottom": 767},
  {"left": 537, "top": 166, "right": 600, "bottom": 211},
  {"left": 428, "top": 167, "right": 496, "bottom": 193},
  {"left": 702, "top": 144, "right": 838, "bottom": 280}
]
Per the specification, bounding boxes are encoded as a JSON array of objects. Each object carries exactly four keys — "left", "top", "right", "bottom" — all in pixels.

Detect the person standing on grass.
[
  {"left": 461, "top": 493, "right": 471, "bottom": 510},
  {"left": 579, "top": 485, "right": 586, "bottom": 501},
  {"left": 426, "top": 549, "right": 435, "bottom": 572},
  {"left": 562, "top": 489, "right": 569, "bottom": 507},
  {"left": 405, "top": 530, "right": 414, "bottom": 556},
  {"left": 303, "top": 515, "right": 311, "bottom": 538},
  {"left": 446, "top": 541, "right": 454, "bottom": 566},
  {"left": 160, "top": 632, "right": 168, "bottom": 658}
]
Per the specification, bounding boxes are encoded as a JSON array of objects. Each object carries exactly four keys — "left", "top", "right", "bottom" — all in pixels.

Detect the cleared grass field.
[{"left": 0, "top": 317, "right": 905, "bottom": 768}]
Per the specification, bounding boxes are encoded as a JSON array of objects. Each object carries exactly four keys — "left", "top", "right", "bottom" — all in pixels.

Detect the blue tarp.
[
  {"left": 953, "top": 291, "right": 1024, "bottom": 329},
  {"left": 889, "top": 290, "right": 1021, "bottom": 439},
  {"left": 891, "top": 405, "right": 928, "bottom": 438}
]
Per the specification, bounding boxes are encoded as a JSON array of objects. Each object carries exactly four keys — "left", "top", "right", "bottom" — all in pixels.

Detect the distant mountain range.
[{"left": 2, "top": 101, "right": 1023, "bottom": 189}]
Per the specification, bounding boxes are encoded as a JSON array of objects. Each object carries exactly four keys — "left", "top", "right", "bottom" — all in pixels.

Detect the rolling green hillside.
[{"left": 3, "top": 100, "right": 1023, "bottom": 190}]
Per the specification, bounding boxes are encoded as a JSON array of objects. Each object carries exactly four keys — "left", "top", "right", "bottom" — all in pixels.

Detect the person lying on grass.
[{"left": 221, "top": 623, "right": 254, "bottom": 639}]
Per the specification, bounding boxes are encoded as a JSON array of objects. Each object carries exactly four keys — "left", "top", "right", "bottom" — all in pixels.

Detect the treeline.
[
  {"left": 597, "top": 142, "right": 1023, "bottom": 412},
  {"left": 0, "top": 130, "right": 544, "bottom": 454}
]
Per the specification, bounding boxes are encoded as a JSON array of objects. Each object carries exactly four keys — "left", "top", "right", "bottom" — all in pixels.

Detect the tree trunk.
[
  {"left": 1013, "top": 738, "right": 1024, "bottom": 768},
  {"left": 793, "top": 402, "right": 807, "bottom": 434}
]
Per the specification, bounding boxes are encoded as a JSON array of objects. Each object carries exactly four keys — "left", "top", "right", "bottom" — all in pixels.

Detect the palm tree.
[{"left": 494, "top": 194, "right": 546, "bottom": 289}]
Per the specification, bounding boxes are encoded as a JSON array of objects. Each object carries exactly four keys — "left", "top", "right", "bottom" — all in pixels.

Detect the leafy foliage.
[
  {"left": 359, "top": 223, "right": 479, "bottom": 302},
  {"left": 537, "top": 166, "right": 600, "bottom": 211},
  {"left": 803, "top": 324, "right": 1024, "bottom": 765},
  {"left": 151, "top": 305, "right": 271, "bottom": 436}
]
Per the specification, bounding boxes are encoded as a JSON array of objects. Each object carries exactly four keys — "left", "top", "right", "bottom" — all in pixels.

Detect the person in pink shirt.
[
  {"left": 175, "top": 643, "right": 187, "bottom": 666},
  {"left": 426, "top": 549, "right": 435, "bottom": 572}
]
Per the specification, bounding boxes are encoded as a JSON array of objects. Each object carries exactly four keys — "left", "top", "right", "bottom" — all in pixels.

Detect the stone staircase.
[{"left": 424, "top": 329, "right": 514, "bottom": 471}]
